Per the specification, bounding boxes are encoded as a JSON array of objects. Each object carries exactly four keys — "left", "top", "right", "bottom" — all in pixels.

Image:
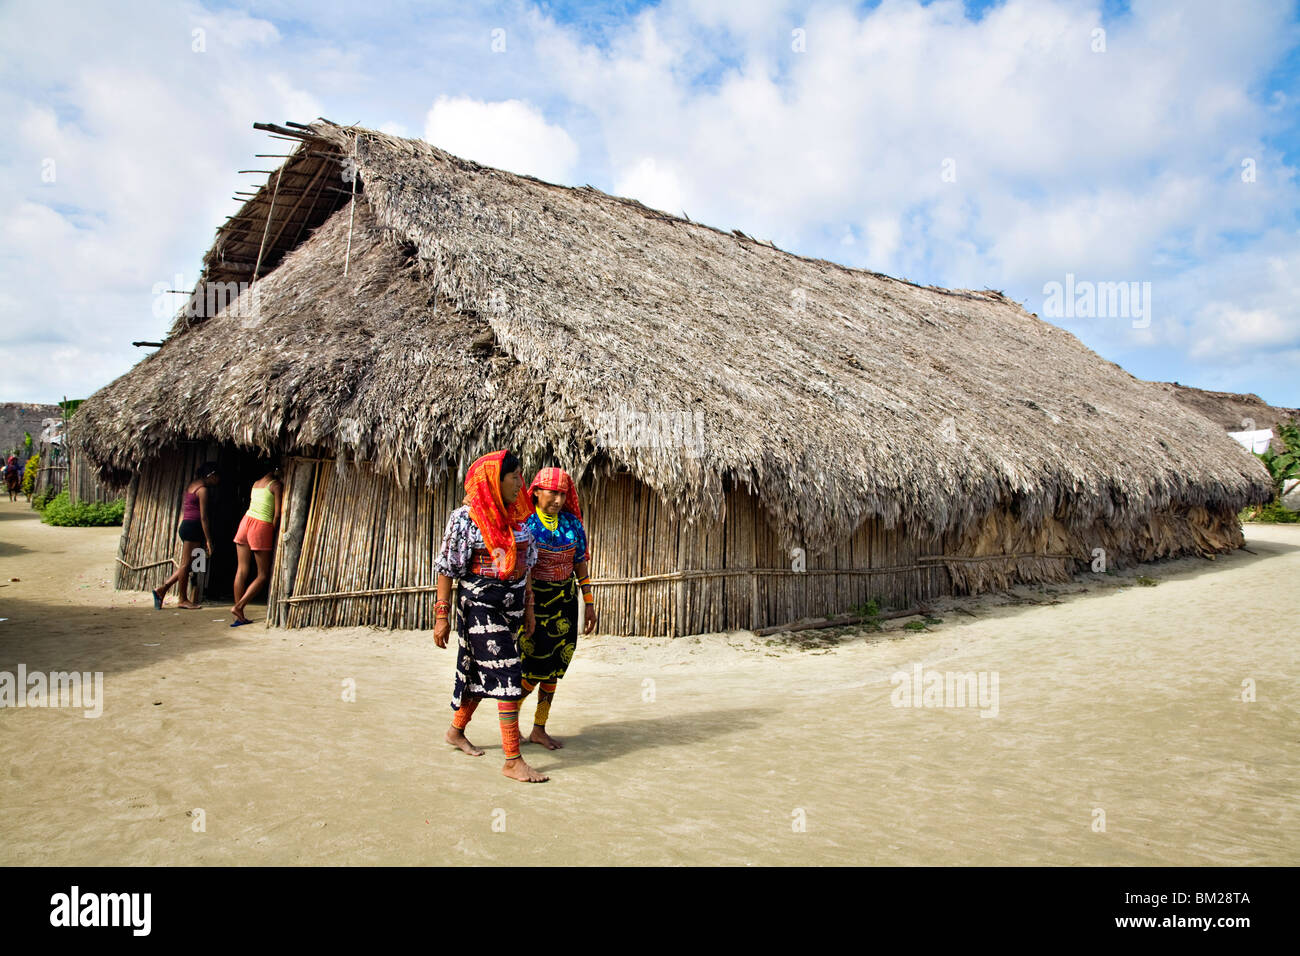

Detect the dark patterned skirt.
[
  {"left": 519, "top": 577, "right": 578, "bottom": 683},
  {"left": 451, "top": 572, "right": 527, "bottom": 709}
]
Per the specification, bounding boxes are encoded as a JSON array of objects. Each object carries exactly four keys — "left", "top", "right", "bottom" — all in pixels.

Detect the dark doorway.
[{"left": 203, "top": 446, "right": 280, "bottom": 604}]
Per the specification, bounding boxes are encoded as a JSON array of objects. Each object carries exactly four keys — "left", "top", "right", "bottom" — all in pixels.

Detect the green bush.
[
  {"left": 30, "top": 486, "right": 57, "bottom": 511},
  {"left": 1258, "top": 420, "right": 1299, "bottom": 486},
  {"left": 847, "top": 598, "right": 881, "bottom": 619},
  {"left": 38, "top": 491, "right": 125, "bottom": 527},
  {"left": 1242, "top": 418, "right": 1300, "bottom": 524},
  {"left": 21, "top": 455, "right": 38, "bottom": 495},
  {"left": 1241, "top": 500, "right": 1300, "bottom": 524}
]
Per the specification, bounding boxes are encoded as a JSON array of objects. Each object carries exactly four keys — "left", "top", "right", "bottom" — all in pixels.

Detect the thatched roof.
[
  {"left": 1156, "top": 382, "right": 1299, "bottom": 452},
  {"left": 76, "top": 118, "right": 1273, "bottom": 549}
]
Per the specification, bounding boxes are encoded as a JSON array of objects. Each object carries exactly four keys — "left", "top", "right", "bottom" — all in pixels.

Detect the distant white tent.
[
  {"left": 1228, "top": 428, "right": 1273, "bottom": 454},
  {"left": 39, "top": 418, "right": 64, "bottom": 446}
]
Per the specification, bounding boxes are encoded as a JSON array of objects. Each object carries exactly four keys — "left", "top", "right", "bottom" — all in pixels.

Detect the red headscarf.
[
  {"left": 527, "top": 467, "right": 583, "bottom": 524},
  {"left": 464, "top": 450, "right": 532, "bottom": 577}
]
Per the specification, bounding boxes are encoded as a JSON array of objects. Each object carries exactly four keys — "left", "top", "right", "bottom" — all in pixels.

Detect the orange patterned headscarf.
[
  {"left": 527, "top": 467, "right": 582, "bottom": 524},
  {"left": 464, "top": 450, "right": 532, "bottom": 576}
]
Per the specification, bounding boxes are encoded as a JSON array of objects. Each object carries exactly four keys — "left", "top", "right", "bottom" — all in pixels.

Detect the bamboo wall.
[
  {"left": 121, "top": 452, "right": 1249, "bottom": 637},
  {"left": 68, "top": 450, "right": 114, "bottom": 504},
  {"left": 583, "top": 475, "right": 954, "bottom": 634},
  {"left": 33, "top": 438, "right": 67, "bottom": 498},
  {"left": 268, "top": 458, "right": 451, "bottom": 628},
  {"left": 270, "top": 466, "right": 991, "bottom": 635},
  {"left": 115, "top": 444, "right": 215, "bottom": 591},
  {"left": 33, "top": 464, "right": 66, "bottom": 498}
]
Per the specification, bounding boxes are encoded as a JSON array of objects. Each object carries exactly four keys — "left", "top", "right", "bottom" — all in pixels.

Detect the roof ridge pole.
[
  {"left": 343, "top": 134, "right": 358, "bottom": 277},
  {"left": 252, "top": 163, "right": 284, "bottom": 283}
]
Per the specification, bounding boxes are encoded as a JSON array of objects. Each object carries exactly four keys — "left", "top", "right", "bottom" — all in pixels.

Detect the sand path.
[{"left": 1, "top": 499, "right": 1295, "bottom": 865}]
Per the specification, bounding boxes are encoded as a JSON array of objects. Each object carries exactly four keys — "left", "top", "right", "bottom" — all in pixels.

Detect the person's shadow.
[{"left": 532, "top": 705, "right": 774, "bottom": 767}]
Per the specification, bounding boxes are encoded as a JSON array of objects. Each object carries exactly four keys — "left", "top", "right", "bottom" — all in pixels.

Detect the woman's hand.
[
  {"left": 584, "top": 605, "right": 598, "bottom": 635},
  {"left": 204, "top": 539, "right": 215, "bottom": 559},
  {"left": 433, "top": 618, "right": 450, "bottom": 648},
  {"left": 524, "top": 606, "right": 536, "bottom": 639}
]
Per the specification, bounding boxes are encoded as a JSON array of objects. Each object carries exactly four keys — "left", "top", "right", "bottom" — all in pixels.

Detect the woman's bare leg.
[
  {"left": 231, "top": 543, "right": 253, "bottom": 622},
  {"left": 446, "top": 697, "right": 485, "bottom": 755},
  {"left": 176, "top": 541, "right": 201, "bottom": 608},
  {"left": 498, "top": 701, "right": 548, "bottom": 782},
  {"left": 528, "top": 682, "right": 562, "bottom": 749},
  {"left": 156, "top": 539, "right": 188, "bottom": 601},
  {"left": 233, "top": 548, "right": 272, "bottom": 621}
]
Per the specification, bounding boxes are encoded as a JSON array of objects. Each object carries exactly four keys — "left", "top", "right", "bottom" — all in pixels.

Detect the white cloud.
[
  {"left": 525, "top": 0, "right": 1300, "bottom": 402},
  {"left": 1190, "top": 305, "right": 1294, "bottom": 359},
  {"left": 190, "top": 10, "right": 280, "bottom": 49},
  {"left": 1180, "top": 245, "right": 1300, "bottom": 361},
  {"left": 864, "top": 217, "right": 901, "bottom": 268},
  {"left": 0, "top": 0, "right": 327, "bottom": 403},
  {"left": 2, "top": 0, "right": 1298, "bottom": 409},
  {"left": 266, "top": 74, "right": 324, "bottom": 126},
  {"left": 423, "top": 96, "right": 578, "bottom": 184},
  {"left": 612, "top": 157, "right": 687, "bottom": 215}
]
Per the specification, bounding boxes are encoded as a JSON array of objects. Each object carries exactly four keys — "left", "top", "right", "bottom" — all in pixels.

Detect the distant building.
[{"left": 0, "top": 402, "right": 60, "bottom": 462}]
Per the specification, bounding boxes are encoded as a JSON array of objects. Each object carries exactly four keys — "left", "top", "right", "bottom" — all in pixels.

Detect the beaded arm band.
[{"left": 578, "top": 575, "right": 594, "bottom": 605}]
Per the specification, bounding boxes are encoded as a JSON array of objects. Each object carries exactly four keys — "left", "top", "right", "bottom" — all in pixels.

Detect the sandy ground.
[{"left": 0, "top": 497, "right": 1296, "bottom": 866}]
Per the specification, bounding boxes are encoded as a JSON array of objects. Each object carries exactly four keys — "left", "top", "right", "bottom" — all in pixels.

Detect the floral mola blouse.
[{"left": 436, "top": 505, "right": 538, "bottom": 580}]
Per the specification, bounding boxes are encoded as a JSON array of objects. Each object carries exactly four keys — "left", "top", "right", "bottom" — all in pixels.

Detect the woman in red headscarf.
[
  {"left": 432, "top": 450, "right": 548, "bottom": 783},
  {"left": 4, "top": 456, "right": 21, "bottom": 502},
  {"left": 516, "top": 467, "right": 597, "bottom": 751}
]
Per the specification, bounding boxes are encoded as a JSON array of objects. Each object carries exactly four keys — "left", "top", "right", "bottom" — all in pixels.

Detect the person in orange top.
[
  {"left": 432, "top": 450, "right": 546, "bottom": 783},
  {"left": 230, "top": 465, "right": 283, "bottom": 626}
]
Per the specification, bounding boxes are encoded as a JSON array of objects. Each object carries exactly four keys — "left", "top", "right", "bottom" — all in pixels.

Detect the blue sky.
[{"left": 2, "top": 0, "right": 1298, "bottom": 409}]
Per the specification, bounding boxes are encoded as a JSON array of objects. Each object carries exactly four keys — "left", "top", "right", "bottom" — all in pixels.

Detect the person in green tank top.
[{"left": 231, "top": 465, "right": 283, "bottom": 626}]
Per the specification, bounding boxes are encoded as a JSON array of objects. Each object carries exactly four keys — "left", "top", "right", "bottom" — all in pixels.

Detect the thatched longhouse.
[{"left": 74, "top": 119, "right": 1274, "bottom": 635}]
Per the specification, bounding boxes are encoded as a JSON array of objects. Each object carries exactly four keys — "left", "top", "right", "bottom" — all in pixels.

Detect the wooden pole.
[
  {"left": 674, "top": 512, "right": 687, "bottom": 638},
  {"left": 274, "top": 458, "right": 315, "bottom": 625},
  {"left": 251, "top": 164, "right": 284, "bottom": 283},
  {"left": 115, "top": 473, "right": 139, "bottom": 589},
  {"left": 343, "top": 136, "right": 358, "bottom": 277}
]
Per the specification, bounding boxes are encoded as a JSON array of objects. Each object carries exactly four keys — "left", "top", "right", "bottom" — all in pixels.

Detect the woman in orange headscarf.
[{"left": 432, "top": 450, "right": 547, "bottom": 783}]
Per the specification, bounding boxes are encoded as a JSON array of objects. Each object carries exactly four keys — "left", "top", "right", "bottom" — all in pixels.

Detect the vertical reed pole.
[{"left": 343, "top": 136, "right": 358, "bottom": 277}]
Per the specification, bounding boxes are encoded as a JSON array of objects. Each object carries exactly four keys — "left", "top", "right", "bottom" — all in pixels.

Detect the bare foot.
[
  {"left": 503, "top": 757, "right": 548, "bottom": 782},
  {"left": 177, "top": 601, "right": 201, "bottom": 609},
  {"left": 231, "top": 607, "right": 252, "bottom": 624},
  {"left": 528, "top": 727, "right": 563, "bottom": 750},
  {"left": 445, "top": 727, "right": 484, "bottom": 756}
]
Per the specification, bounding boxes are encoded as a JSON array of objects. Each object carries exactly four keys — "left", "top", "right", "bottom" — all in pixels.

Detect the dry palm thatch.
[
  {"left": 1156, "top": 381, "right": 1299, "bottom": 453},
  {"left": 75, "top": 119, "right": 1273, "bottom": 556}
]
